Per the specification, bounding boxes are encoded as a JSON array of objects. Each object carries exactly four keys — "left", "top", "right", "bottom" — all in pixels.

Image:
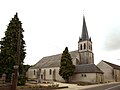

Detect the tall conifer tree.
[
  {"left": 0, "top": 13, "right": 26, "bottom": 82},
  {"left": 59, "top": 47, "right": 75, "bottom": 82}
]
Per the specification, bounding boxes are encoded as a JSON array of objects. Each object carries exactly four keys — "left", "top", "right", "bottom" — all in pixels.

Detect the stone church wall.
[
  {"left": 27, "top": 68, "right": 38, "bottom": 80},
  {"left": 71, "top": 73, "right": 97, "bottom": 83},
  {"left": 41, "top": 67, "right": 65, "bottom": 82},
  {"left": 97, "top": 61, "right": 114, "bottom": 82}
]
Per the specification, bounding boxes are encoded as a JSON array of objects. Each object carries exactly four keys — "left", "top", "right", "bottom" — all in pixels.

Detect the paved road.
[{"left": 81, "top": 83, "right": 120, "bottom": 90}]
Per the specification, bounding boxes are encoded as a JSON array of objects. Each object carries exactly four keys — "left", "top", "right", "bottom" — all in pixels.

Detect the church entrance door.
[
  {"left": 53, "top": 69, "right": 56, "bottom": 81},
  {"left": 43, "top": 70, "right": 46, "bottom": 80}
]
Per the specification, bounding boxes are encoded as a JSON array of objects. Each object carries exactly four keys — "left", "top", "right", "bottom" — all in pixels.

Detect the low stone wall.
[
  {"left": 0, "top": 83, "right": 12, "bottom": 90},
  {"left": 0, "top": 74, "right": 12, "bottom": 90},
  {"left": 0, "top": 74, "right": 6, "bottom": 84}
]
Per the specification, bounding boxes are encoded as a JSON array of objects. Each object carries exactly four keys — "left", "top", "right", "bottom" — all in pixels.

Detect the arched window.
[
  {"left": 34, "top": 70, "right": 35, "bottom": 75},
  {"left": 84, "top": 74, "right": 87, "bottom": 77},
  {"left": 84, "top": 43, "right": 86, "bottom": 49},
  {"left": 89, "top": 45, "right": 91, "bottom": 49},
  {"left": 53, "top": 69, "right": 55, "bottom": 73},
  {"left": 80, "top": 44, "right": 82, "bottom": 50},
  {"left": 49, "top": 69, "right": 52, "bottom": 75}
]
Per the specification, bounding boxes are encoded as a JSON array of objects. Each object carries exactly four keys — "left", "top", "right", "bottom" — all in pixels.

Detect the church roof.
[
  {"left": 75, "top": 64, "right": 103, "bottom": 74},
  {"left": 30, "top": 51, "right": 103, "bottom": 74},
  {"left": 103, "top": 60, "right": 120, "bottom": 70},
  {"left": 30, "top": 50, "right": 78, "bottom": 69},
  {"left": 81, "top": 16, "right": 89, "bottom": 41}
]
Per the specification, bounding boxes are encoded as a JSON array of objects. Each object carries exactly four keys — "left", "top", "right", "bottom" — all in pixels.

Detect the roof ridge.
[
  {"left": 76, "top": 63, "right": 94, "bottom": 66},
  {"left": 41, "top": 50, "right": 78, "bottom": 58}
]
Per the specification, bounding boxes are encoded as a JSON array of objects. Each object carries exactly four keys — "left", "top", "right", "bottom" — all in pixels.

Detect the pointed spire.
[{"left": 81, "top": 15, "right": 89, "bottom": 41}]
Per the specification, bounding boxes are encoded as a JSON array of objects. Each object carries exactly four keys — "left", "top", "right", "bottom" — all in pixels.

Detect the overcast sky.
[{"left": 0, "top": 0, "right": 120, "bottom": 65}]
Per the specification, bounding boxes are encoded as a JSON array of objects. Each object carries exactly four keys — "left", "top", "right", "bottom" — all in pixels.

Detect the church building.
[{"left": 27, "top": 16, "right": 103, "bottom": 83}]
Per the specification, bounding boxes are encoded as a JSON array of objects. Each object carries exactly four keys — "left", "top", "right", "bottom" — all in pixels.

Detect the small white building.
[{"left": 97, "top": 60, "right": 120, "bottom": 82}]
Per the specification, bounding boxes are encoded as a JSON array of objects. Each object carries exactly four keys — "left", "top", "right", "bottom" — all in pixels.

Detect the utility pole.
[{"left": 13, "top": 29, "right": 20, "bottom": 90}]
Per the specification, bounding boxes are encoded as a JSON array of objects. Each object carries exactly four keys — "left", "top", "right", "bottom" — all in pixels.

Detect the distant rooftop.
[{"left": 103, "top": 60, "right": 120, "bottom": 70}]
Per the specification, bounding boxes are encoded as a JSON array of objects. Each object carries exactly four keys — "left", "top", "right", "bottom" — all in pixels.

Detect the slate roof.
[
  {"left": 30, "top": 50, "right": 78, "bottom": 69},
  {"left": 75, "top": 64, "right": 103, "bottom": 74},
  {"left": 103, "top": 60, "right": 120, "bottom": 70},
  {"left": 79, "top": 16, "right": 90, "bottom": 41}
]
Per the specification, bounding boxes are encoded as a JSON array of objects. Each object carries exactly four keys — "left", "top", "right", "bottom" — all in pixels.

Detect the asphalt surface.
[{"left": 81, "top": 82, "right": 120, "bottom": 90}]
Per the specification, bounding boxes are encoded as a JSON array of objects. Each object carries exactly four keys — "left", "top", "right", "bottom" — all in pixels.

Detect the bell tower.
[{"left": 78, "top": 16, "right": 94, "bottom": 64}]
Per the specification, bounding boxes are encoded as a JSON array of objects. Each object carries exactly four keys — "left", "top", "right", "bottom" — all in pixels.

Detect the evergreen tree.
[
  {"left": 0, "top": 13, "right": 26, "bottom": 83},
  {"left": 59, "top": 47, "right": 75, "bottom": 82}
]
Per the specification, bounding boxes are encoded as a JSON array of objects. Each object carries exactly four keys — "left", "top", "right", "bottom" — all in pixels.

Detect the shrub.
[{"left": 18, "top": 75, "right": 26, "bottom": 86}]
